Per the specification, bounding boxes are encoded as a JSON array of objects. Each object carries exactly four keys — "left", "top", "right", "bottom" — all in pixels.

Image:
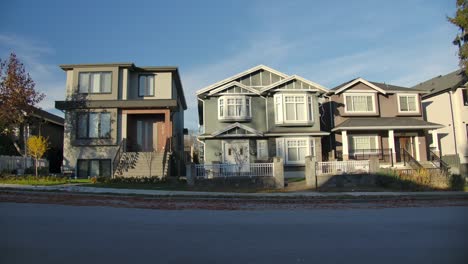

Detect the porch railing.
[
  {"left": 112, "top": 138, "right": 126, "bottom": 177},
  {"left": 336, "top": 148, "right": 393, "bottom": 166},
  {"left": 316, "top": 160, "right": 370, "bottom": 175},
  {"left": 195, "top": 163, "right": 274, "bottom": 178},
  {"left": 428, "top": 150, "right": 450, "bottom": 174},
  {"left": 402, "top": 148, "right": 423, "bottom": 169}
]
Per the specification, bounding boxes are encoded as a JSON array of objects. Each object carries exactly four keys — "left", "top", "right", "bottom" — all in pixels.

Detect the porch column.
[
  {"left": 342, "top": 130, "right": 349, "bottom": 161},
  {"left": 388, "top": 130, "right": 396, "bottom": 165},
  {"left": 431, "top": 130, "right": 440, "bottom": 155},
  {"left": 121, "top": 113, "right": 127, "bottom": 140},
  {"left": 414, "top": 135, "right": 420, "bottom": 161},
  {"left": 122, "top": 68, "right": 128, "bottom": 100}
]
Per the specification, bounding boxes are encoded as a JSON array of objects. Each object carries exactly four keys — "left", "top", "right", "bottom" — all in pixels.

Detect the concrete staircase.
[{"left": 114, "top": 152, "right": 170, "bottom": 178}]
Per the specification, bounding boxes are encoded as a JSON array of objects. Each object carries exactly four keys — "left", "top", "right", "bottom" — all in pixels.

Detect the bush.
[
  {"left": 96, "top": 176, "right": 168, "bottom": 185},
  {"left": 24, "top": 167, "right": 49, "bottom": 176},
  {"left": 449, "top": 174, "right": 465, "bottom": 191},
  {"left": 376, "top": 168, "right": 452, "bottom": 191}
]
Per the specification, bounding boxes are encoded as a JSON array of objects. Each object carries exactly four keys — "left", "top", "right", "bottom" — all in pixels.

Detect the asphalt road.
[{"left": 1, "top": 203, "right": 467, "bottom": 264}]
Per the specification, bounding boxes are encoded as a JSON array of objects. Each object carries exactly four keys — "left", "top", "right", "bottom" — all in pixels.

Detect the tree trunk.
[{"left": 35, "top": 158, "right": 38, "bottom": 178}]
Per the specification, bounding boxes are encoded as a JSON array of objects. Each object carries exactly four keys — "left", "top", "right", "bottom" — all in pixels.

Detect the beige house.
[
  {"left": 413, "top": 70, "right": 468, "bottom": 177},
  {"left": 325, "top": 78, "right": 442, "bottom": 167},
  {"left": 55, "top": 63, "right": 187, "bottom": 178}
]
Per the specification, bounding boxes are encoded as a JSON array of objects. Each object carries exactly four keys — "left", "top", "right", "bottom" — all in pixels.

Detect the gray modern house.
[
  {"left": 324, "top": 78, "right": 443, "bottom": 166},
  {"left": 196, "top": 65, "right": 329, "bottom": 176},
  {"left": 56, "top": 63, "right": 187, "bottom": 178}
]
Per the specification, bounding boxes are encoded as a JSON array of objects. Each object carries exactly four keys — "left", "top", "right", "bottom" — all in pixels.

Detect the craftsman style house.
[
  {"left": 413, "top": 69, "right": 468, "bottom": 177},
  {"left": 324, "top": 78, "right": 443, "bottom": 166},
  {"left": 196, "top": 65, "right": 329, "bottom": 176},
  {"left": 56, "top": 63, "right": 187, "bottom": 178}
]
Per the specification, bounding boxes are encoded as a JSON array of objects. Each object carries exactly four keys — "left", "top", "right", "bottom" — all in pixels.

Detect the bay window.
[
  {"left": 78, "top": 72, "right": 112, "bottom": 93},
  {"left": 77, "top": 112, "right": 111, "bottom": 139},
  {"left": 218, "top": 96, "right": 251, "bottom": 120},
  {"left": 344, "top": 93, "right": 375, "bottom": 113},
  {"left": 274, "top": 94, "right": 314, "bottom": 124},
  {"left": 398, "top": 94, "right": 418, "bottom": 113}
]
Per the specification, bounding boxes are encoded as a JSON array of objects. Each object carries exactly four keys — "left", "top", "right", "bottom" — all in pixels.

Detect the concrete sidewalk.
[{"left": 1, "top": 183, "right": 467, "bottom": 198}]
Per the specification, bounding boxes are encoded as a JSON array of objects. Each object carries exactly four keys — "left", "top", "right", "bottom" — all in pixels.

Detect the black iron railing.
[
  {"left": 112, "top": 138, "right": 126, "bottom": 177},
  {"left": 402, "top": 148, "right": 423, "bottom": 169},
  {"left": 336, "top": 148, "right": 394, "bottom": 166},
  {"left": 429, "top": 150, "right": 450, "bottom": 174}
]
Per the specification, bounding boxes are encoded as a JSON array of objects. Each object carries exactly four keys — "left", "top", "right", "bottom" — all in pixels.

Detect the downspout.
[{"left": 448, "top": 91, "right": 458, "bottom": 156}]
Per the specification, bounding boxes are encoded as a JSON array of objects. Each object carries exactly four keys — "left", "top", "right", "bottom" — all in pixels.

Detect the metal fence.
[
  {"left": 195, "top": 163, "right": 274, "bottom": 178},
  {"left": 316, "top": 160, "right": 370, "bottom": 175},
  {"left": 0, "top": 155, "right": 48, "bottom": 173}
]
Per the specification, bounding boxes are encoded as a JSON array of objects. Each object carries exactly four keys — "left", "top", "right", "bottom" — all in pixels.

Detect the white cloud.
[{"left": 0, "top": 34, "right": 65, "bottom": 117}]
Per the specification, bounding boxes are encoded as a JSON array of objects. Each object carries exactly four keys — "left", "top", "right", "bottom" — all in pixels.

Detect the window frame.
[
  {"left": 217, "top": 95, "right": 252, "bottom": 121},
  {"left": 256, "top": 140, "right": 269, "bottom": 160},
  {"left": 76, "top": 112, "right": 112, "bottom": 139},
  {"left": 397, "top": 93, "right": 419, "bottom": 114},
  {"left": 343, "top": 93, "right": 376, "bottom": 114},
  {"left": 348, "top": 135, "right": 379, "bottom": 154},
  {"left": 276, "top": 137, "right": 316, "bottom": 165},
  {"left": 462, "top": 88, "right": 468, "bottom": 106},
  {"left": 78, "top": 72, "right": 112, "bottom": 94},
  {"left": 77, "top": 159, "right": 112, "bottom": 178},
  {"left": 138, "top": 74, "right": 155, "bottom": 97},
  {"left": 274, "top": 93, "right": 314, "bottom": 124}
]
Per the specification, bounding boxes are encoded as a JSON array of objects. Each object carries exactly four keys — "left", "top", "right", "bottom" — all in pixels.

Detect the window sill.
[
  {"left": 342, "top": 112, "right": 378, "bottom": 116},
  {"left": 396, "top": 112, "right": 421, "bottom": 116}
]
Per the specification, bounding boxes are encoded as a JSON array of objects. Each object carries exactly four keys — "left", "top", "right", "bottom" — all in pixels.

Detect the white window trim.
[
  {"left": 218, "top": 95, "right": 251, "bottom": 121},
  {"left": 343, "top": 93, "right": 377, "bottom": 114},
  {"left": 397, "top": 93, "right": 419, "bottom": 114},
  {"left": 276, "top": 137, "right": 315, "bottom": 165},
  {"left": 348, "top": 135, "right": 379, "bottom": 154},
  {"left": 274, "top": 93, "right": 314, "bottom": 125},
  {"left": 256, "top": 140, "right": 269, "bottom": 160}
]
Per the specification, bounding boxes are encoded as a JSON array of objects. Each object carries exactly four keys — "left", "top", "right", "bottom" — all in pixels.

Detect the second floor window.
[
  {"left": 79, "top": 72, "right": 111, "bottom": 93},
  {"left": 462, "top": 88, "right": 468, "bottom": 106},
  {"left": 274, "top": 94, "right": 314, "bottom": 124},
  {"left": 344, "top": 93, "right": 375, "bottom": 113},
  {"left": 218, "top": 96, "right": 251, "bottom": 120},
  {"left": 139, "top": 75, "right": 155, "bottom": 97},
  {"left": 398, "top": 94, "right": 418, "bottom": 113},
  {"left": 77, "top": 112, "right": 111, "bottom": 139}
]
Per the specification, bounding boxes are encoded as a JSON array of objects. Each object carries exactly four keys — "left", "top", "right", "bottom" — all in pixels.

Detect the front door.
[
  {"left": 136, "top": 119, "right": 158, "bottom": 151},
  {"left": 223, "top": 140, "right": 249, "bottom": 162},
  {"left": 395, "top": 136, "right": 414, "bottom": 162}
]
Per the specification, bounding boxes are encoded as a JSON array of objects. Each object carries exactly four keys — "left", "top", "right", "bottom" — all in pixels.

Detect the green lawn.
[{"left": 0, "top": 176, "right": 91, "bottom": 186}]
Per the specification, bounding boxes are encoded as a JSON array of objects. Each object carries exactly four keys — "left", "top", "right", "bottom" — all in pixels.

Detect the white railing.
[
  {"left": 195, "top": 163, "right": 274, "bottom": 178},
  {"left": 316, "top": 160, "right": 369, "bottom": 175},
  {"left": 0, "top": 155, "right": 48, "bottom": 173}
]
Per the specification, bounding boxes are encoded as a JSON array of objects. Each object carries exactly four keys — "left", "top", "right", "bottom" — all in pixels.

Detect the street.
[{"left": 1, "top": 202, "right": 467, "bottom": 264}]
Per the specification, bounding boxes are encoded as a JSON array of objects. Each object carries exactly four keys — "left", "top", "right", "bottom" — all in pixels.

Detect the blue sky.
[{"left": 0, "top": 0, "right": 460, "bottom": 130}]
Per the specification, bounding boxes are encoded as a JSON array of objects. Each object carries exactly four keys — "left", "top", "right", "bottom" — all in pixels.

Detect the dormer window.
[
  {"left": 274, "top": 93, "right": 314, "bottom": 125},
  {"left": 398, "top": 94, "right": 419, "bottom": 113},
  {"left": 218, "top": 96, "right": 251, "bottom": 121}
]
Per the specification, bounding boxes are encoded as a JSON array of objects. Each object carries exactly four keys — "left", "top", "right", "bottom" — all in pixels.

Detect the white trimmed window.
[
  {"left": 275, "top": 137, "right": 315, "bottom": 165},
  {"left": 344, "top": 93, "right": 375, "bottom": 113},
  {"left": 348, "top": 135, "right": 378, "bottom": 154},
  {"left": 78, "top": 72, "right": 112, "bottom": 93},
  {"left": 218, "top": 96, "right": 251, "bottom": 120},
  {"left": 256, "top": 140, "right": 268, "bottom": 160},
  {"left": 274, "top": 94, "right": 314, "bottom": 124},
  {"left": 398, "top": 94, "right": 418, "bottom": 113}
]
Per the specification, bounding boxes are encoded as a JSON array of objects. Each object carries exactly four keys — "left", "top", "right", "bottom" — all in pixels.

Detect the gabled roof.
[
  {"left": 208, "top": 81, "right": 261, "bottom": 95},
  {"left": 196, "top": 65, "right": 289, "bottom": 95},
  {"left": 331, "top": 117, "right": 443, "bottom": 131},
  {"left": 412, "top": 69, "right": 467, "bottom": 98},
  {"left": 331, "top": 78, "right": 425, "bottom": 95},
  {"left": 260, "top": 75, "right": 329, "bottom": 93},
  {"left": 211, "top": 122, "right": 263, "bottom": 137}
]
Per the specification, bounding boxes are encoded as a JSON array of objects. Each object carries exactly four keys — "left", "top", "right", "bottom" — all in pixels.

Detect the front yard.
[{"left": 0, "top": 175, "right": 91, "bottom": 186}]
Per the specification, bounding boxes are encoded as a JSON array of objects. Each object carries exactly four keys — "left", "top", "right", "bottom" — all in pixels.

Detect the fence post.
[
  {"left": 186, "top": 163, "right": 195, "bottom": 186},
  {"left": 305, "top": 156, "right": 316, "bottom": 189},
  {"left": 273, "top": 157, "right": 284, "bottom": 189},
  {"left": 369, "top": 156, "right": 380, "bottom": 174}
]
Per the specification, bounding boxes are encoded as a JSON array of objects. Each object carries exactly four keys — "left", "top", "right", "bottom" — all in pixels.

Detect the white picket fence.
[
  {"left": 195, "top": 163, "right": 274, "bottom": 178},
  {"left": 316, "top": 160, "right": 369, "bottom": 175},
  {"left": 0, "top": 155, "right": 48, "bottom": 173}
]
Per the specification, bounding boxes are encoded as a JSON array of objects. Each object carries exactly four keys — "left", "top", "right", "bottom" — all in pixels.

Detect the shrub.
[
  {"left": 449, "top": 174, "right": 465, "bottom": 191},
  {"left": 96, "top": 176, "right": 167, "bottom": 185}
]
